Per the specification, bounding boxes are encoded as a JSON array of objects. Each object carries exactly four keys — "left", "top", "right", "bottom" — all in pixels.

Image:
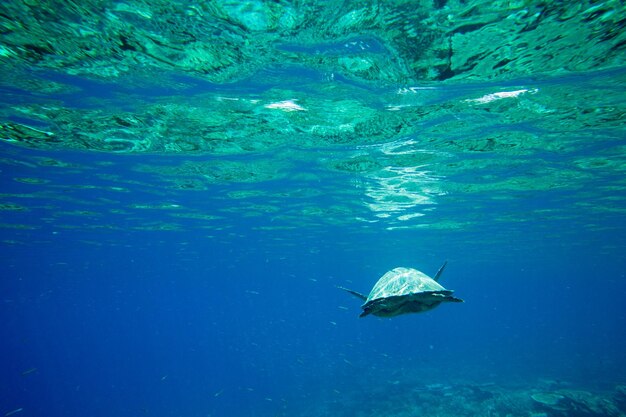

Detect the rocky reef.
[{"left": 298, "top": 378, "right": 626, "bottom": 417}]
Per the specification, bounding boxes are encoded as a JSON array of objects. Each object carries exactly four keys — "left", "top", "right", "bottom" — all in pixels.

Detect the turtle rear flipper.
[
  {"left": 421, "top": 290, "right": 463, "bottom": 303},
  {"left": 359, "top": 309, "right": 372, "bottom": 318},
  {"left": 338, "top": 286, "right": 367, "bottom": 301}
]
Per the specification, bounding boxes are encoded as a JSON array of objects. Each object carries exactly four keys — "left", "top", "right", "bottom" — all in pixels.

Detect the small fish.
[
  {"left": 21, "top": 368, "right": 37, "bottom": 376},
  {"left": 329, "top": 321, "right": 336, "bottom": 326},
  {"left": 337, "top": 306, "right": 348, "bottom": 310},
  {"left": 5, "top": 408, "right": 23, "bottom": 417},
  {"left": 214, "top": 390, "right": 223, "bottom": 397}
]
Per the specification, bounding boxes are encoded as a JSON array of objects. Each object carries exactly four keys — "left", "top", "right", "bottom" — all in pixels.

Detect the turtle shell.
[
  {"left": 366, "top": 267, "right": 445, "bottom": 302},
  {"left": 348, "top": 264, "right": 462, "bottom": 318}
]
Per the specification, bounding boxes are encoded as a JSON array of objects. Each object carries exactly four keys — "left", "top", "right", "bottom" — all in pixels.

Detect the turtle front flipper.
[
  {"left": 338, "top": 286, "right": 368, "bottom": 301},
  {"left": 433, "top": 261, "right": 448, "bottom": 282}
]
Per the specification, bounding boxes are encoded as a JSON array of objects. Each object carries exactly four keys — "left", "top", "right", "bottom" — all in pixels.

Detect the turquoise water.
[{"left": 1, "top": 1, "right": 626, "bottom": 416}]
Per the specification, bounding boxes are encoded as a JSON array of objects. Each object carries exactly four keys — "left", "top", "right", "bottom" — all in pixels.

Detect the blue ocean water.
[
  {"left": 1, "top": 3, "right": 626, "bottom": 417},
  {"left": 1, "top": 132, "right": 625, "bottom": 416}
]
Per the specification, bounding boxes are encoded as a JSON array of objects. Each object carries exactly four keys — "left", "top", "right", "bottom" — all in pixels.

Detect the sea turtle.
[{"left": 340, "top": 261, "right": 463, "bottom": 318}]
